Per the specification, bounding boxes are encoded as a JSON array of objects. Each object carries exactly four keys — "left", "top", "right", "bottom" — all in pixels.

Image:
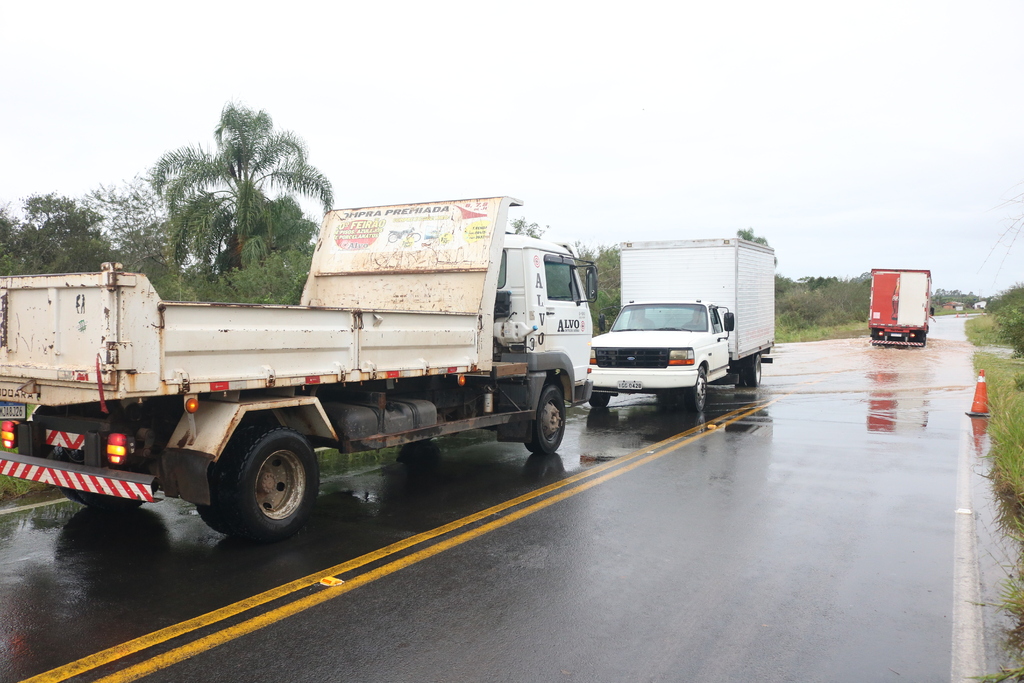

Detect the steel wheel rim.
[
  {"left": 754, "top": 357, "right": 762, "bottom": 385},
  {"left": 254, "top": 449, "right": 306, "bottom": 520},
  {"left": 540, "top": 400, "right": 562, "bottom": 441},
  {"left": 696, "top": 374, "right": 707, "bottom": 407}
]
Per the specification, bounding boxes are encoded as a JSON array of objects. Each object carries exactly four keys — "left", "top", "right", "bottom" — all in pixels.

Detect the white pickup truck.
[
  {"left": 588, "top": 238, "right": 775, "bottom": 411},
  {"left": 0, "top": 197, "right": 598, "bottom": 541}
]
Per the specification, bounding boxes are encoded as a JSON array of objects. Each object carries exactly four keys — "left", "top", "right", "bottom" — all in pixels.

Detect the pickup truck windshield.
[{"left": 611, "top": 304, "right": 708, "bottom": 332}]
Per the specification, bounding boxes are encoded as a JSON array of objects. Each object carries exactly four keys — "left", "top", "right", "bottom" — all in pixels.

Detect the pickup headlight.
[
  {"left": 590, "top": 349, "right": 597, "bottom": 365},
  {"left": 668, "top": 349, "right": 695, "bottom": 366}
]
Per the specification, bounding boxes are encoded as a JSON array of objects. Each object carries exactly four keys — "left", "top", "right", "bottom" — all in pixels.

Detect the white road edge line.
[
  {"left": 0, "top": 498, "right": 67, "bottom": 516},
  {"left": 951, "top": 413, "right": 986, "bottom": 682}
]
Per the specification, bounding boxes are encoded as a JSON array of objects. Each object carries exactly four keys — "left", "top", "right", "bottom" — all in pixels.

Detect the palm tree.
[{"left": 152, "top": 103, "right": 333, "bottom": 273}]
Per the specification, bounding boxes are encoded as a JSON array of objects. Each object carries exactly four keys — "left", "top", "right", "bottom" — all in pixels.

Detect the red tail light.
[
  {"left": 1, "top": 421, "right": 17, "bottom": 449},
  {"left": 107, "top": 432, "right": 128, "bottom": 465}
]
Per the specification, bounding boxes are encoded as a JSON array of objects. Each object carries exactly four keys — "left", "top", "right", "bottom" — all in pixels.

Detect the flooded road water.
[{"left": 0, "top": 316, "right": 995, "bottom": 682}]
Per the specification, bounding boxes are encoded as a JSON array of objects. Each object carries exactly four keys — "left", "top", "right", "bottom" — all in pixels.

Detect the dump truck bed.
[{"left": 0, "top": 269, "right": 481, "bottom": 406}]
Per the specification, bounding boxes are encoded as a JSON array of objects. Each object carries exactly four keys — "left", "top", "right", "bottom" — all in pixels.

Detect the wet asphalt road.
[{"left": 0, "top": 315, "right": 988, "bottom": 682}]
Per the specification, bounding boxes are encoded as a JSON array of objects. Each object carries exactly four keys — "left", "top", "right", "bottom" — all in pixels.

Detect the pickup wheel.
[
  {"left": 527, "top": 383, "right": 566, "bottom": 455},
  {"left": 209, "top": 426, "right": 319, "bottom": 542},
  {"left": 739, "top": 354, "right": 762, "bottom": 388},
  {"left": 588, "top": 392, "right": 611, "bottom": 408},
  {"left": 683, "top": 366, "right": 708, "bottom": 412}
]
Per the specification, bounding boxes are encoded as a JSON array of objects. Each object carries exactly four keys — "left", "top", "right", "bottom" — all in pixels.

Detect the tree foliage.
[
  {"left": 151, "top": 103, "right": 332, "bottom": 275},
  {"left": 775, "top": 274, "right": 870, "bottom": 331},
  {"left": 0, "top": 194, "right": 114, "bottom": 275},
  {"left": 574, "top": 242, "right": 621, "bottom": 331},
  {"left": 509, "top": 216, "right": 547, "bottom": 238},
  {"left": 84, "top": 176, "right": 169, "bottom": 276}
]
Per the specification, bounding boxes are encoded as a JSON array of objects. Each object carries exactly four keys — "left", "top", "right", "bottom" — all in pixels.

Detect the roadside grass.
[
  {"left": 973, "top": 351, "right": 1024, "bottom": 681},
  {"left": 0, "top": 405, "right": 52, "bottom": 503},
  {"left": 967, "top": 314, "right": 1005, "bottom": 348},
  {"left": 0, "top": 443, "right": 51, "bottom": 502},
  {"left": 0, "top": 474, "right": 49, "bottom": 501},
  {"left": 775, "top": 320, "right": 866, "bottom": 343}
]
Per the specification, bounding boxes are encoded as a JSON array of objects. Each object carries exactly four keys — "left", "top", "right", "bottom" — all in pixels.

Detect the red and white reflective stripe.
[
  {"left": 871, "top": 340, "right": 924, "bottom": 347},
  {"left": 0, "top": 457, "right": 154, "bottom": 502},
  {"left": 45, "top": 429, "right": 86, "bottom": 450}
]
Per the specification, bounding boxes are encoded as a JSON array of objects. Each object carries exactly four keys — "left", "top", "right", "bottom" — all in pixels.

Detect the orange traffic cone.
[{"left": 966, "top": 370, "right": 989, "bottom": 417}]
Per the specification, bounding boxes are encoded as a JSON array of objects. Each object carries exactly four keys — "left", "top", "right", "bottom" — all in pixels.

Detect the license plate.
[
  {"left": 0, "top": 402, "right": 26, "bottom": 419},
  {"left": 891, "top": 333, "right": 903, "bottom": 338},
  {"left": 617, "top": 380, "right": 643, "bottom": 390}
]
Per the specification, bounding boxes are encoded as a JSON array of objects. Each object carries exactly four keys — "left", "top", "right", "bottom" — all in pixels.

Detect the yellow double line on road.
[{"left": 24, "top": 397, "right": 780, "bottom": 683}]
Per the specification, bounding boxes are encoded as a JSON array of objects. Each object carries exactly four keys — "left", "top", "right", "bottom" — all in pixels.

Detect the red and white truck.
[
  {"left": 868, "top": 269, "right": 932, "bottom": 347},
  {"left": 0, "top": 197, "right": 598, "bottom": 541}
]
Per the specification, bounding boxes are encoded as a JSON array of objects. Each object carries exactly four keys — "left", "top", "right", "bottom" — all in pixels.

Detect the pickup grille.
[{"left": 595, "top": 348, "right": 669, "bottom": 369}]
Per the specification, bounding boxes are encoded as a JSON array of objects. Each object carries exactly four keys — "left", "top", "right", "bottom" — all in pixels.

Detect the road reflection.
[{"left": 865, "top": 349, "right": 934, "bottom": 433}]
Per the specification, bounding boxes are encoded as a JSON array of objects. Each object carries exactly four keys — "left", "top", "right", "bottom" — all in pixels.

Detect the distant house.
[
  {"left": 942, "top": 302, "right": 965, "bottom": 311},
  {"left": 974, "top": 301, "right": 987, "bottom": 310}
]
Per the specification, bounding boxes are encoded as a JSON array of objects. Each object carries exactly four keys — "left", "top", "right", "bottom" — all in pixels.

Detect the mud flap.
[{"left": 159, "top": 449, "right": 214, "bottom": 505}]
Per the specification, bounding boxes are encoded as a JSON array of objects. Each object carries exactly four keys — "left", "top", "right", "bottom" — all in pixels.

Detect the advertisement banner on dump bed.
[{"left": 313, "top": 198, "right": 502, "bottom": 275}]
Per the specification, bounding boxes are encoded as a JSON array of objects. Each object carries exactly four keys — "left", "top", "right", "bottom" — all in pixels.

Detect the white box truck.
[
  {"left": 588, "top": 238, "right": 775, "bottom": 411},
  {"left": 0, "top": 197, "right": 598, "bottom": 541}
]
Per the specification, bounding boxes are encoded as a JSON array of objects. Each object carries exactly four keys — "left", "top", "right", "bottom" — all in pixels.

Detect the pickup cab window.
[
  {"left": 611, "top": 304, "right": 708, "bottom": 332},
  {"left": 710, "top": 308, "right": 723, "bottom": 334}
]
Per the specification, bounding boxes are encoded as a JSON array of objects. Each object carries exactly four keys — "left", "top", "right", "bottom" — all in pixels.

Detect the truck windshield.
[{"left": 611, "top": 304, "right": 708, "bottom": 332}]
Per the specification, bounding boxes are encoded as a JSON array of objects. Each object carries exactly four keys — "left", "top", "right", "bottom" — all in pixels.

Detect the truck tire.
[
  {"left": 527, "top": 383, "right": 566, "bottom": 455},
  {"left": 208, "top": 426, "right": 319, "bottom": 542},
  {"left": 739, "top": 354, "right": 761, "bottom": 388},
  {"left": 683, "top": 366, "right": 708, "bottom": 412},
  {"left": 588, "top": 392, "right": 611, "bottom": 408}
]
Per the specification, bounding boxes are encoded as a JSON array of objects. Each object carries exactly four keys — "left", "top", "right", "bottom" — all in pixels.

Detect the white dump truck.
[
  {"left": 0, "top": 197, "right": 597, "bottom": 541},
  {"left": 588, "top": 238, "right": 774, "bottom": 411}
]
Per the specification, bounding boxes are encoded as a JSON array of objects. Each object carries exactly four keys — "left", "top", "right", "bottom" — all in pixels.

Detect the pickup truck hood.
[{"left": 591, "top": 330, "right": 703, "bottom": 348}]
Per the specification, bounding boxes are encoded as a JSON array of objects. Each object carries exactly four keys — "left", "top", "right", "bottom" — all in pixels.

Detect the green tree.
[
  {"left": 151, "top": 102, "right": 332, "bottom": 275},
  {"left": 737, "top": 227, "right": 769, "bottom": 246},
  {"left": 509, "top": 216, "right": 547, "bottom": 238},
  {"left": 85, "top": 176, "right": 170, "bottom": 276},
  {"left": 574, "top": 242, "right": 621, "bottom": 331},
  {"left": 1, "top": 194, "right": 114, "bottom": 274}
]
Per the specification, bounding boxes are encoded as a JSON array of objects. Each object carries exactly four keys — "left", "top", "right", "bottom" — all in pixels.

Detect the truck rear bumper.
[{"left": 0, "top": 451, "right": 160, "bottom": 502}]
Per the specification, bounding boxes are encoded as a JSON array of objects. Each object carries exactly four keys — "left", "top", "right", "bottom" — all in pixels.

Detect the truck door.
[
  {"left": 707, "top": 306, "right": 730, "bottom": 376},
  {"left": 529, "top": 251, "right": 591, "bottom": 385}
]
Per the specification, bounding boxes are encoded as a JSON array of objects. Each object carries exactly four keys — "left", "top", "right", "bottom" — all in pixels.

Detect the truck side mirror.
[
  {"left": 930, "top": 307, "right": 935, "bottom": 316},
  {"left": 599, "top": 313, "right": 606, "bottom": 332},
  {"left": 585, "top": 266, "right": 599, "bottom": 302},
  {"left": 723, "top": 312, "right": 735, "bottom": 332}
]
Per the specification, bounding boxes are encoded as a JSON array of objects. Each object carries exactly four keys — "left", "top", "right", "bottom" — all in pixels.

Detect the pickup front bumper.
[{"left": 590, "top": 366, "right": 701, "bottom": 392}]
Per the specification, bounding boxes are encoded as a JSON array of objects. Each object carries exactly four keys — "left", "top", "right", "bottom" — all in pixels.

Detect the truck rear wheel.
[
  {"left": 683, "top": 367, "right": 708, "bottom": 412},
  {"left": 739, "top": 354, "right": 761, "bottom": 388},
  {"left": 207, "top": 426, "right": 319, "bottom": 542},
  {"left": 527, "top": 383, "right": 566, "bottom": 455},
  {"left": 588, "top": 392, "right": 611, "bottom": 408}
]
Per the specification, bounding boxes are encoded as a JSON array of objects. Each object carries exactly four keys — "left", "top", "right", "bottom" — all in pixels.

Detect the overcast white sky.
[{"left": 2, "top": 0, "right": 1023, "bottom": 296}]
